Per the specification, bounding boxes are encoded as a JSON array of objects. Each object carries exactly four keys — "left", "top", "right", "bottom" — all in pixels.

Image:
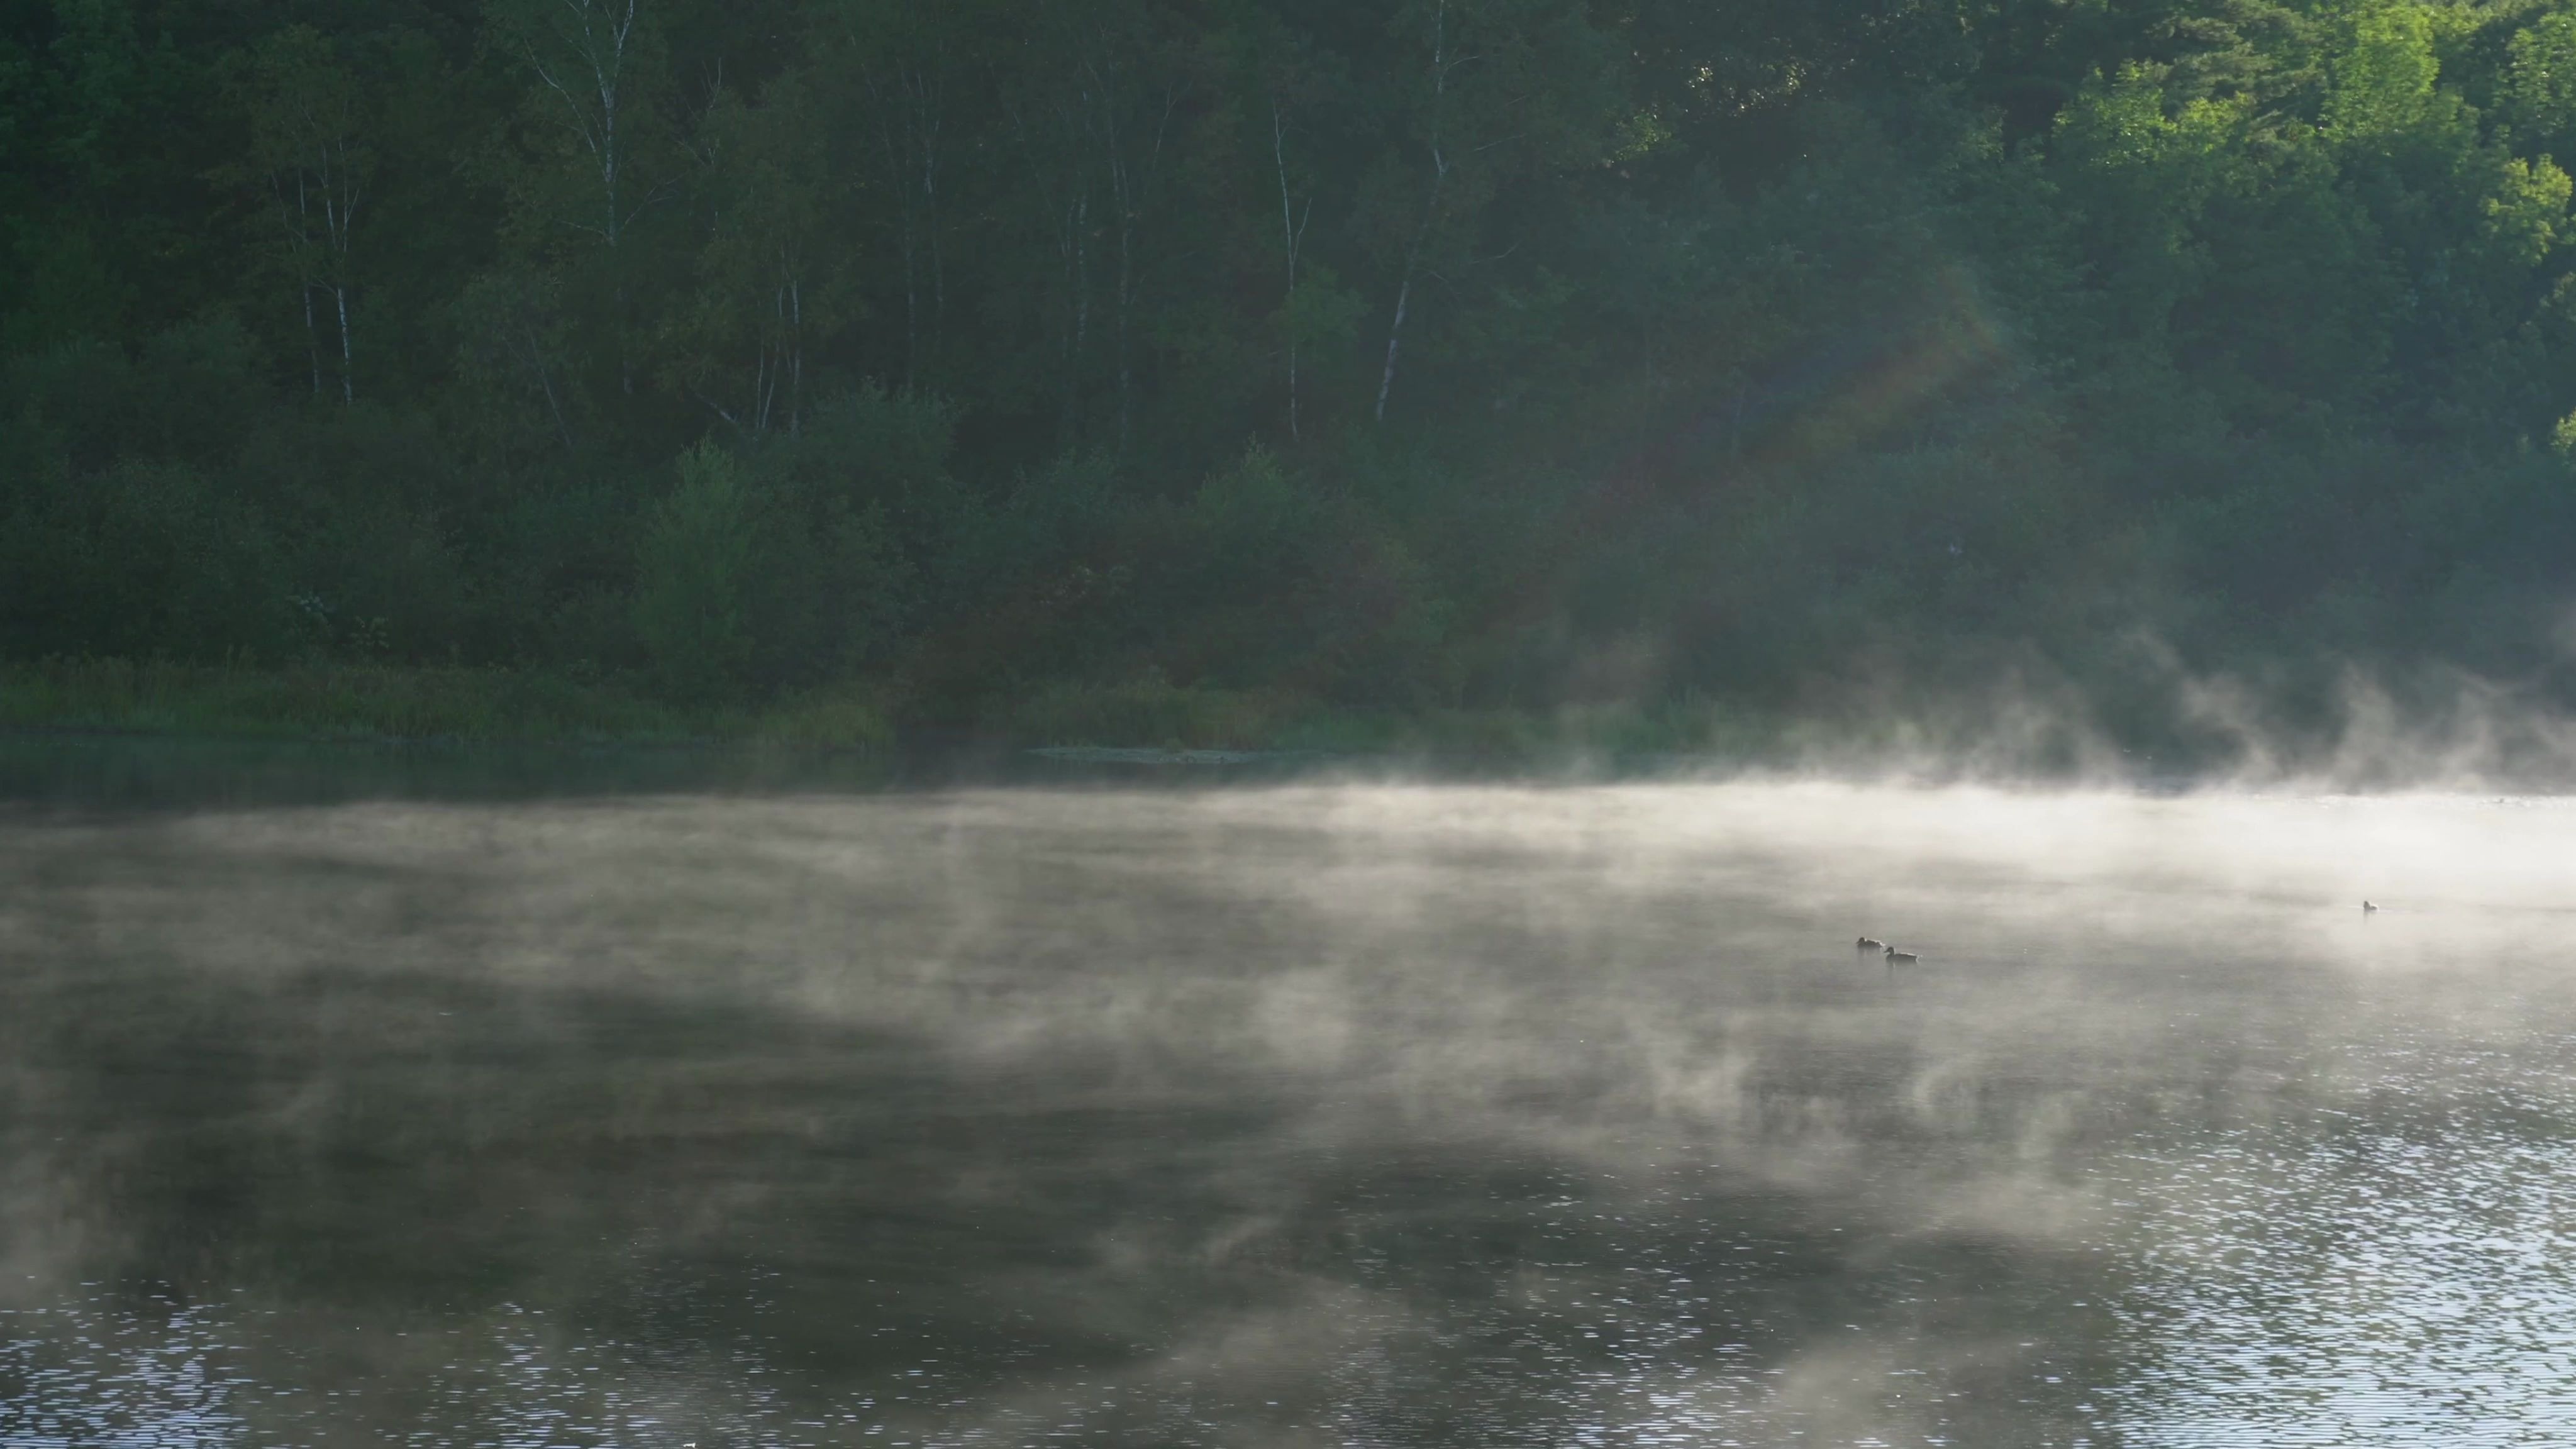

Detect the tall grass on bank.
[{"left": 0, "top": 659, "right": 892, "bottom": 749}]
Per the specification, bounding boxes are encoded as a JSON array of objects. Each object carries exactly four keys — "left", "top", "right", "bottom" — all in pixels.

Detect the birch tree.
[
  {"left": 1079, "top": 4, "right": 1189, "bottom": 457},
  {"left": 997, "top": 21, "right": 1108, "bottom": 448},
  {"left": 1358, "top": 0, "right": 1618, "bottom": 422},
  {"left": 455, "top": 266, "right": 580, "bottom": 453},
  {"left": 825, "top": 0, "right": 957, "bottom": 387},
  {"left": 1272, "top": 97, "right": 1314, "bottom": 440},
  {"left": 671, "top": 71, "right": 843, "bottom": 442},
  {"left": 1373, "top": 0, "right": 1456, "bottom": 423},
  {"left": 233, "top": 26, "right": 370, "bottom": 403},
  {"left": 494, "top": 0, "right": 653, "bottom": 248},
  {"left": 985, "top": 1, "right": 1195, "bottom": 455},
  {"left": 1248, "top": 23, "right": 1341, "bottom": 443},
  {"left": 489, "top": 0, "right": 670, "bottom": 396}
]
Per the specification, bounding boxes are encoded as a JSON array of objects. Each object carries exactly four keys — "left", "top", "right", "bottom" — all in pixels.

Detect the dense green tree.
[{"left": 11, "top": 0, "right": 2576, "bottom": 748}]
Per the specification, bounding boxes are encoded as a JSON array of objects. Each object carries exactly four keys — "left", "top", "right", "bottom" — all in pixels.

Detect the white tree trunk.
[
  {"left": 1377, "top": 0, "right": 1452, "bottom": 425},
  {"left": 1274, "top": 101, "right": 1309, "bottom": 442}
]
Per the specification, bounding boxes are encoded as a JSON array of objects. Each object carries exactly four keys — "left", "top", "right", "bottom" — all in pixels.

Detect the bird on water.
[
  {"left": 2363, "top": 900, "right": 2379, "bottom": 913},
  {"left": 1884, "top": 946, "right": 1919, "bottom": 963},
  {"left": 1857, "top": 936, "right": 1885, "bottom": 950}
]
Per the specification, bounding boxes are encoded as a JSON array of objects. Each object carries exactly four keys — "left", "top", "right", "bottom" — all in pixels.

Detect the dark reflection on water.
[{"left": 4, "top": 760, "right": 2575, "bottom": 1446}]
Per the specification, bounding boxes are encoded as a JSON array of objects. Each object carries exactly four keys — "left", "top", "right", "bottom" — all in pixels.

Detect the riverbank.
[
  {"left": 0, "top": 659, "right": 894, "bottom": 750},
  {"left": 18, "top": 659, "right": 2564, "bottom": 791},
  {"left": 0, "top": 658, "right": 1799, "bottom": 770}
]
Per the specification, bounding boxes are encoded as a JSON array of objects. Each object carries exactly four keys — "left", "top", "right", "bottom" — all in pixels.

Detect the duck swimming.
[
  {"left": 2363, "top": 900, "right": 2379, "bottom": 913},
  {"left": 1884, "top": 947, "right": 1918, "bottom": 963},
  {"left": 1856, "top": 936, "right": 1885, "bottom": 950}
]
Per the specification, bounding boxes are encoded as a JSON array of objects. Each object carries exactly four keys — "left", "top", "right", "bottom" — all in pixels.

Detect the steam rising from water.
[
  {"left": 4, "top": 780, "right": 2575, "bottom": 1446},
  {"left": 1758, "top": 649, "right": 2576, "bottom": 791}
]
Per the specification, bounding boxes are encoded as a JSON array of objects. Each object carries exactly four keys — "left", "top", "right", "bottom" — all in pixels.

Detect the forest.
[{"left": 8, "top": 0, "right": 2576, "bottom": 760}]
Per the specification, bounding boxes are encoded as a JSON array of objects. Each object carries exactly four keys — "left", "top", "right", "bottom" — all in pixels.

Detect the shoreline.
[
  {"left": 0, "top": 658, "right": 1785, "bottom": 763},
  {"left": 14, "top": 660, "right": 2571, "bottom": 795},
  {"left": 0, "top": 658, "right": 889, "bottom": 752}
]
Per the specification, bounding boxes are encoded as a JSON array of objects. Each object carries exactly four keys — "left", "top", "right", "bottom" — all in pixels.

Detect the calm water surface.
[{"left": 5, "top": 758, "right": 2575, "bottom": 1446}]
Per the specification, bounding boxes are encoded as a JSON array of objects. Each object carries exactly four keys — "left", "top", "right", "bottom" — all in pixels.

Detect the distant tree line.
[{"left": 7, "top": 0, "right": 2576, "bottom": 741}]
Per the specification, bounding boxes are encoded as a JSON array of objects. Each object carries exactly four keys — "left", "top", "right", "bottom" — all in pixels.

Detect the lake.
[{"left": 6, "top": 752, "right": 2575, "bottom": 1446}]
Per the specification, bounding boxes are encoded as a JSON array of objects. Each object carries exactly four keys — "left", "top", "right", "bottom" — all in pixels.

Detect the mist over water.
[{"left": 6, "top": 769, "right": 2576, "bottom": 1447}]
